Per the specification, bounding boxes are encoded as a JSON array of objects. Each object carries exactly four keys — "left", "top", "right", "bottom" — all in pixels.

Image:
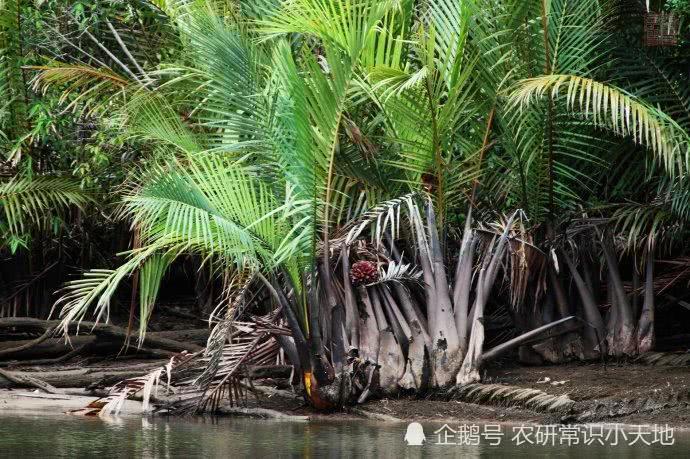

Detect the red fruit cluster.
[{"left": 350, "top": 260, "right": 378, "bottom": 286}]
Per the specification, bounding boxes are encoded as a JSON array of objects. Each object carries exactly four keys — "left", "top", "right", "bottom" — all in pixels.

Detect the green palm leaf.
[
  {"left": 508, "top": 74, "right": 690, "bottom": 177},
  {"left": 0, "top": 176, "right": 92, "bottom": 238}
]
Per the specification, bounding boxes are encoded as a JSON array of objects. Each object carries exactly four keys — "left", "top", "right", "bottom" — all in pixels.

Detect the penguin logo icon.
[{"left": 404, "top": 422, "right": 426, "bottom": 446}]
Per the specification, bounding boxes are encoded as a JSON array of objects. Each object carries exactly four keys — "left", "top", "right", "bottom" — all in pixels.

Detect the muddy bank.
[
  {"left": 2, "top": 361, "right": 689, "bottom": 426},
  {"left": 308, "top": 361, "right": 690, "bottom": 426},
  {"left": 355, "top": 362, "right": 690, "bottom": 427}
]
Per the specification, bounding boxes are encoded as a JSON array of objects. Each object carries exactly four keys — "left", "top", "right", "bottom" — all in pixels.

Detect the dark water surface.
[{"left": 0, "top": 413, "right": 687, "bottom": 458}]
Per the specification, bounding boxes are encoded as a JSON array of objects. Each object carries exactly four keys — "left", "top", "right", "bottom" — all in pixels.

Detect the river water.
[{"left": 0, "top": 413, "right": 687, "bottom": 458}]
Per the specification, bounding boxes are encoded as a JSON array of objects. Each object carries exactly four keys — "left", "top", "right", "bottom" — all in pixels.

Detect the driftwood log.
[
  {"left": 0, "top": 358, "right": 173, "bottom": 389},
  {"left": 0, "top": 364, "right": 293, "bottom": 391},
  {"left": 0, "top": 368, "right": 149, "bottom": 389},
  {"left": 0, "top": 368, "right": 64, "bottom": 394},
  {"left": 0, "top": 318, "right": 210, "bottom": 360}
]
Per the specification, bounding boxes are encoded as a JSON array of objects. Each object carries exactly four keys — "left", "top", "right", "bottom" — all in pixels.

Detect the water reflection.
[{"left": 0, "top": 413, "right": 686, "bottom": 458}]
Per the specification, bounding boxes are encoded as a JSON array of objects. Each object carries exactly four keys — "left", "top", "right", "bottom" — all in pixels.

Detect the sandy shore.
[{"left": 0, "top": 389, "right": 144, "bottom": 415}]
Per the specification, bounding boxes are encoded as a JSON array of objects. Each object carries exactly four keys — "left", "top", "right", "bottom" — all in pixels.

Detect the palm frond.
[
  {"left": 508, "top": 74, "right": 690, "bottom": 177},
  {"left": 611, "top": 48, "right": 690, "bottom": 131},
  {"left": 28, "top": 62, "right": 130, "bottom": 115},
  {"left": 342, "top": 192, "right": 417, "bottom": 245},
  {"left": 260, "top": 0, "right": 391, "bottom": 59},
  {"left": 0, "top": 176, "right": 91, "bottom": 238},
  {"left": 367, "top": 261, "right": 421, "bottom": 287}
]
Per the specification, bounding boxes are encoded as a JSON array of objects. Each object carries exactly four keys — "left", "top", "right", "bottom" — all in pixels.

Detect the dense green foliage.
[{"left": 3, "top": 0, "right": 690, "bottom": 407}]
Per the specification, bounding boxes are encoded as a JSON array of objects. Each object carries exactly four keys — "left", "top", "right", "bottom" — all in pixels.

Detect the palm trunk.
[
  {"left": 604, "top": 273, "right": 617, "bottom": 353},
  {"left": 456, "top": 267, "right": 486, "bottom": 385},
  {"left": 357, "top": 287, "right": 380, "bottom": 364},
  {"left": 275, "top": 335, "right": 302, "bottom": 381},
  {"left": 317, "top": 259, "right": 346, "bottom": 372},
  {"left": 631, "top": 265, "right": 640, "bottom": 319},
  {"left": 547, "top": 264, "right": 570, "bottom": 318},
  {"left": 409, "top": 202, "right": 437, "bottom": 336},
  {"left": 393, "top": 283, "right": 432, "bottom": 348},
  {"left": 456, "top": 212, "right": 518, "bottom": 385},
  {"left": 259, "top": 274, "right": 310, "bottom": 367},
  {"left": 425, "top": 199, "right": 461, "bottom": 387},
  {"left": 391, "top": 284, "right": 429, "bottom": 390},
  {"left": 636, "top": 251, "right": 655, "bottom": 353},
  {"left": 258, "top": 274, "right": 318, "bottom": 402},
  {"left": 356, "top": 287, "right": 380, "bottom": 403},
  {"left": 379, "top": 286, "right": 411, "bottom": 355},
  {"left": 453, "top": 212, "right": 476, "bottom": 359},
  {"left": 341, "top": 246, "right": 360, "bottom": 352},
  {"left": 601, "top": 238, "right": 636, "bottom": 355},
  {"left": 561, "top": 252, "right": 607, "bottom": 356},
  {"left": 546, "top": 261, "right": 585, "bottom": 362},
  {"left": 451, "top": 108, "right": 494, "bottom": 367},
  {"left": 370, "top": 288, "right": 405, "bottom": 394}
]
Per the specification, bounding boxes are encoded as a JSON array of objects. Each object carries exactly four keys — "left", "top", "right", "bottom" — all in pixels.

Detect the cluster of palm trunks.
[{"left": 268, "top": 199, "right": 656, "bottom": 409}]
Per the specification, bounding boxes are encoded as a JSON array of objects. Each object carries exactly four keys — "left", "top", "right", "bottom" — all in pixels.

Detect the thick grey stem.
[
  {"left": 104, "top": 18, "right": 153, "bottom": 85},
  {"left": 393, "top": 284, "right": 432, "bottom": 348},
  {"left": 547, "top": 265, "right": 570, "bottom": 318},
  {"left": 389, "top": 287, "right": 429, "bottom": 391},
  {"left": 426, "top": 199, "right": 461, "bottom": 387},
  {"left": 453, "top": 226, "right": 476, "bottom": 359},
  {"left": 380, "top": 287, "right": 413, "bottom": 342},
  {"left": 379, "top": 287, "right": 410, "bottom": 355},
  {"left": 452, "top": 209, "right": 474, "bottom": 310},
  {"left": 632, "top": 266, "right": 640, "bottom": 319},
  {"left": 341, "top": 246, "right": 360, "bottom": 350},
  {"left": 561, "top": 252, "right": 607, "bottom": 355},
  {"left": 637, "top": 251, "right": 655, "bottom": 353},
  {"left": 410, "top": 203, "right": 436, "bottom": 333},
  {"left": 257, "top": 273, "right": 309, "bottom": 366},
  {"left": 456, "top": 268, "right": 486, "bottom": 385},
  {"left": 357, "top": 287, "right": 380, "bottom": 363},
  {"left": 456, "top": 214, "right": 518, "bottom": 385},
  {"left": 78, "top": 20, "right": 142, "bottom": 85},
  {"left": 369, "top": 289, "right": 405, "bottom": 393},
  {"left": 601, "top": 237, "right": 636, "bottom": 355}
]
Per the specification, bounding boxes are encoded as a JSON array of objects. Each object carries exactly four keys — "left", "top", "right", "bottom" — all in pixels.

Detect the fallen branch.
[
  {"left": 0, "top": 336, "right": 97, "bottom": 360},
  {"left": 482, "top": 316, "right": 579, "bottom": 362},
  {"left": 0, "top": 319, "right": 209, "bottom": 359},
  {"left": 0, "top": 368, "right": 63, "bottom": 394},
  {"left": 0, "top": 342, "right": 92, "bottom": 367},
  {"left": 0, "top": 318, "right": 204, "bottom": 353},
  {"left": 62, "top": 387, "right": 186, "bottom": 406},
  {"left": 0, "top": 367, "right": 157, "bottom": 389},
  {"left": 239, "top": 382, "right": 302, "bottom": 401},
  {"left": 0, "top": 326, "right": 56, "bottom": 358}
]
